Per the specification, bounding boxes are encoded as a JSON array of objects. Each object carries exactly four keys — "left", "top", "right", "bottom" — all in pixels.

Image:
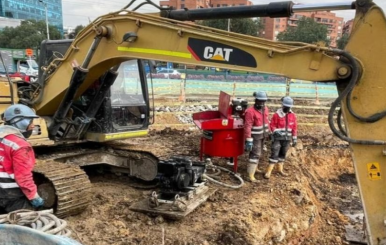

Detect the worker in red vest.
[
  {"left": 0, "top": 104, "right": 44, "bottom": 213},
  {"left": 244, "top": 91, "right": 270, "bottom": 182},
  {"left": 265, "top": 96, "right": 298, "bottom": 179}
]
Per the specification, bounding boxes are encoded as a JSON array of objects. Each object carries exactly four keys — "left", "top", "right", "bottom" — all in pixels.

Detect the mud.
[{"left": 65, "top": 99, "right": 360, "bottom": 245}]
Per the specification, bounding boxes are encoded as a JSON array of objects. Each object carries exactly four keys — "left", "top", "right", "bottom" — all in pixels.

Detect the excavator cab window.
[
  {"left": 110, "top": 60, "right": 148, "bottom": 130},
  {"left": 86, "top": 59, "right": 150, "bottom": 134}
]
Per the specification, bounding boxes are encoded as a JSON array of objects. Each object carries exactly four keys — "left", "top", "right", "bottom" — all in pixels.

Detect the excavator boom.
[{"left": 32, "top": 4, "right": 351, "bottom": 116}]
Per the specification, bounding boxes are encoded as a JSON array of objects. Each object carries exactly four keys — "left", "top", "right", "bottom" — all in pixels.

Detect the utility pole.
[
  {"left": 39, "top": 0, "right": 50, "bottom": 40},
  {"left": 227, "top": 19, "right": 230, "bottom": 32}
]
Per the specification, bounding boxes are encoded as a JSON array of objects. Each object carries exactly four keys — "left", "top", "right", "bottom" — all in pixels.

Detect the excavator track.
[
  {"left": 30, "top": 139, "right": 195, "bottom": 218},
  {"left": 33, "top": 160, "right": 92, "bottom": 218},
  {"left": 35, "top": 142, "right": 169, "bottom": 182},
  {"left": 110, "top": 142, "right": 173, "bottom": 161}
]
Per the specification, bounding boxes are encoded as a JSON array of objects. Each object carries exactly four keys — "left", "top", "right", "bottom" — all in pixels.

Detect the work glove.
[
  {"left": 30, "top": 194, "right": 45, "bottom": 208},
  {"left": 292, "top": 138, "right": 297, "bottom": 147},
  {"left": 245, "top": 138, "right": 253, "bottom": 152}
]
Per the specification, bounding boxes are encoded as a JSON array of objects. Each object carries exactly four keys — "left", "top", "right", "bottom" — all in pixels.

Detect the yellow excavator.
[{"left": 0, "top": 0, "right": 385, "bottom": 243}]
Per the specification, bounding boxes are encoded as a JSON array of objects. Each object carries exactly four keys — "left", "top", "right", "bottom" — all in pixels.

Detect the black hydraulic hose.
[
  {"left": 49, "top": 67, "right": 88, "bottom": 137},
  {"left": 30, "top": 82, "right": 43, "bottom": 105},
  {"left": 346, "top": 89, "right": 386, "bottom": 123},
  {"left": 328, "top": 49, "right": 386, "bottom": 145},
  {"left": 337, "top": 107, "right": 347, "bottom": 137},
  {"left": 133, "top": 0, "right": 161, "bottom": 11},
  {"left": 149, "top": 75, "right": 155, "bottom": 125},
  {"left": 123, "top": 0, "right": 161, "bottom": 11}
]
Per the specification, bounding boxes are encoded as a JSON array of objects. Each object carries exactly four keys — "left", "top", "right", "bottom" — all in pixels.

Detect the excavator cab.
[
  {"left": 85, "top": 59, "right": 150, "bottom": 134},
  {"left": 35, "top": 40, "right": 151, "bottom": 141}
]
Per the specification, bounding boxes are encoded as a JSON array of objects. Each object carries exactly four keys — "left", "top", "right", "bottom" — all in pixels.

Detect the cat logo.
[
  {"left": 187, "top": 38, "right": 257, "bottom": 67},
  {"left": 203, "top": 47, "right": 233, "bottom": 62}
]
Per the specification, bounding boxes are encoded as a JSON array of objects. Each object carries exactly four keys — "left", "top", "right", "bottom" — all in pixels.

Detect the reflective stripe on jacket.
[
  {"left": 270, "top": 108, "right": 298, "bottom": 139},
  {"left": 0, "top": 126, "right": 37, "bottom": 200},
  {"left": 244, "top": 106, "right": 270, "bottom": 139}
]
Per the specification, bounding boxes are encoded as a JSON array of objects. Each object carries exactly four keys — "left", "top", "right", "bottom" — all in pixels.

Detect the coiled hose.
[
  {"left": 0, "top": 209, "right": 71, "bottom": 237},
  {"left": 203, "top": 161, "right": 244, "bottom": 189}
]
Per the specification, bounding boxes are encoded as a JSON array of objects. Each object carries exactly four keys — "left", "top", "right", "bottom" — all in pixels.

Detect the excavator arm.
[
  {"left": 18, "top": 0, "right": 386, "bottom": 243},
  {"left": 33, "top": 3, "right": 350, "bottom": 115}
]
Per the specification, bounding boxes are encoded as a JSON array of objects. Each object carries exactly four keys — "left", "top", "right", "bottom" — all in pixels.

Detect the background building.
[
  {"left": 0, "top": 0, "right": 63, "bottom": 34},
  {"left": 160, "top": 0, "right": 252, "bottom": 10},
  {"left": 0, "top": 16, "right": 20, "bottom": 30},
  {"left": 262, "top": 11, "right": 344, "bottom": 48},
  {"left": 158, "top": 0, "right": 345, "bottom": 48},
  {"left": 343, "top": 19, "right": 354, "bottom": 35}
]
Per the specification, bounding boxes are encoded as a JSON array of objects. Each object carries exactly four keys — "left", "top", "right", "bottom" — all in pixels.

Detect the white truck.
[{"left": 0, "top": 48, "right": 39, "bottom": 82}]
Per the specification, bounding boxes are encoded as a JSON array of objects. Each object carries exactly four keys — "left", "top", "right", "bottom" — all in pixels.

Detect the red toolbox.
[{"left": 193, "top": 91, "right": 247, "bottom": 172}]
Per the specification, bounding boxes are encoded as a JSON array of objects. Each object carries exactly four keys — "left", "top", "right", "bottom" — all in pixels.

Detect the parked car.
[{"left": 157, "top": 69, "right": 181, "bottom": 78}]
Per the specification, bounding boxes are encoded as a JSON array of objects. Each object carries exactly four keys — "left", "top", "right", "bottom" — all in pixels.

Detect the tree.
[
  {"left": 68, "top": 25, "right": 86, "bottom": 39},
  {"left": 337, "top": 33, "right": 349, "bottom": 49},
  {"left": 198, "top": 18, "right": 264, "bottom": 36},
  {"left": 0, "top": 19, "right": 61, "bottom": 49},
  {"left": 277, "top": 17, "right": 330, "bottom": 46}
]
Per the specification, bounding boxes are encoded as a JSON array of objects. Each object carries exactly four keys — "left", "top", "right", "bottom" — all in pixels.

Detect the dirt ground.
[{"left": 65, "top": 99, "right": 361, "bottom": 245}]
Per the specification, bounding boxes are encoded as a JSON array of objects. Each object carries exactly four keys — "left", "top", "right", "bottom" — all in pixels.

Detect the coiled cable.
[{"left": 0, "top": 209, "right": 71, "bottom": 237}]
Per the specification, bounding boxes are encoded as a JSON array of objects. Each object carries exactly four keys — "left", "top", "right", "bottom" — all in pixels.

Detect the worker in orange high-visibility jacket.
[
  {"left": 265, "top": 96, "right": 298, "bottom": 179},
  {"left": 0, "top": 104, "right": 44, "bottom": 214},
  {"left": 244, "top": 91, "right": 270, "bottom": 182}
]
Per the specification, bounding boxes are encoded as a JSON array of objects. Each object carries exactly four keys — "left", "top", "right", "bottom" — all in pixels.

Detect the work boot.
[
  {"left": 251, "top": 159, "right": 263, "bottom": 173},
  {"left": 255, "top": 163, "right": 263, "bottom": 173},
  {"left": 256, "top": 160, "right": 263, "bottom": 174},
  {"left": 264, "top": 164, "right": 275, "bottom": 179},
  {"left": 247, "top": 164, "right": 257, "bottom": 182},
  {"left": 278, "top": 163, "right": 288, "bottom": 176}
]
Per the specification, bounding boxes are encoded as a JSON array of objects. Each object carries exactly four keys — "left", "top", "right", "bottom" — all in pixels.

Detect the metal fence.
[{"left": 147, "top": 78, "right": 338, "bottom": 99}]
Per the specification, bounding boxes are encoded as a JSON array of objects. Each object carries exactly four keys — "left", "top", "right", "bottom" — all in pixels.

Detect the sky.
[{"left": 62, "top": 0, "right": 386, "bottom": 27}]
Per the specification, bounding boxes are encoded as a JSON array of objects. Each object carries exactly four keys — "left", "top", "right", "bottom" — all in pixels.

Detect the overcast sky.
[{"left": 62, "top": 0, "right": 386, "bottom": 27}]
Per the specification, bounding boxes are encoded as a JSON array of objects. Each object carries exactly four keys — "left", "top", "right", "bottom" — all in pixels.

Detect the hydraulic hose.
[
  {"left": 337, "top": 107, "right": 347, "bottom": 137},
  {"left": 328, "top": 49, "right": 386, "bottom": 145},
  {"left": 204, "top": 163, "right": 244, "bottom": 189},
  {"left": 346, "top": 89, "right": 386, "bottom": 123}
]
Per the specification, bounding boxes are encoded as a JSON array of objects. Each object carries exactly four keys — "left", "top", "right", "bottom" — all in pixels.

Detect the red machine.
[{"left": 193, "top": 91, "right": 248, "bottom": 172}]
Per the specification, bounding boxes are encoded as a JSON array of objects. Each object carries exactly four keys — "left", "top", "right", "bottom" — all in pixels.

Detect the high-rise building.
[
  {"left": 160, "top": 0, "right": 252, "bottom": 11},
  {"left": 0, "top": 16, "right": 20, "bottom": 30},
  {"left": 0, "top": 0, "right": 63, "bottom": 34},
  {"left": 261, "top": 11, "right": 344, "bottom": 48}
]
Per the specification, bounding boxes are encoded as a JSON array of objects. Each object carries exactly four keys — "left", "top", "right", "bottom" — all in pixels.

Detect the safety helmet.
[
  {"left": 282, "top": 96, "right": 294, "bottom": 107},
  {"left": 253, "top": 91, "right": 268, "bottom": 101},
  {"left": 3, "top": 104, "right": 38, "bottom": 132}
]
